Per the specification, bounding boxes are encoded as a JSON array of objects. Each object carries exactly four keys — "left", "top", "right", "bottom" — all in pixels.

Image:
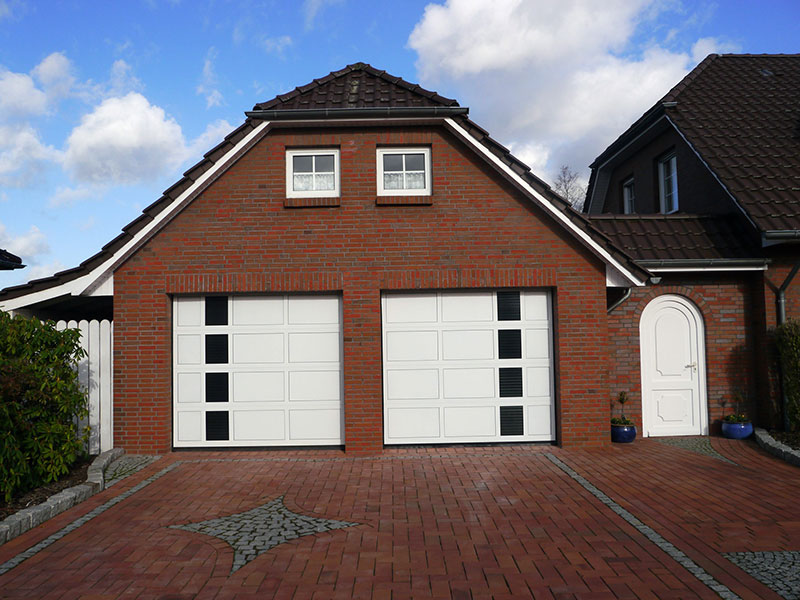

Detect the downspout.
[{"left": 777, "top": 261, "right": 800, "bottom": 431}]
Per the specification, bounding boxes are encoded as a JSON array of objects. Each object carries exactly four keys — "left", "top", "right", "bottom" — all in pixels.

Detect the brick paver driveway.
[{"left": 1, "top": 438, "right": 798, "bottom": 599}]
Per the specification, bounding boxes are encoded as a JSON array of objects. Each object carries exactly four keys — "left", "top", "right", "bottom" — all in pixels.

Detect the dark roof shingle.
[{"left": 664, "top": 54, "right": 800, "bottom": 233}]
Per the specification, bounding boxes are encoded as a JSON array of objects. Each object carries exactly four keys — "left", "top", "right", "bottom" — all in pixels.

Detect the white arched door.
[{"left": 639, "top": 295, "right": 708, "bottom": 437}]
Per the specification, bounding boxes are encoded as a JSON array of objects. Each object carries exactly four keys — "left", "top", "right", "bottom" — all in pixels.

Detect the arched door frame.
[{"left": 639, "top": 294, "right": 708, "bottom": 437}]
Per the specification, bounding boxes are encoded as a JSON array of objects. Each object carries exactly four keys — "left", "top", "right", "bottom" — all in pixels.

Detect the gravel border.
[
  {"left": 754, "top": 428, "right": 800, "bottom": 468},
  {"left": 0, "top": 448, "right": 124, "bottom": 546}
]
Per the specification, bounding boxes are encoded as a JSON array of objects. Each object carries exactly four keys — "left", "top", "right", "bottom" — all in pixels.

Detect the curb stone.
[
  {"left": 754, "top": 428, "right": 800, "bottom": 467},
  {"left": 0, "top": 448, "right": 124, "bottom": 546}
]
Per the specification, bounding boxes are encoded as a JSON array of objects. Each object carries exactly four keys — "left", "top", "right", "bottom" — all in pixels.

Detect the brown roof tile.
[
  {"left": 589, "top": 214, "right": 762, "bottom": 262},
  {"left": 664, "top": 54, "right": 800, "bottom": 232}
]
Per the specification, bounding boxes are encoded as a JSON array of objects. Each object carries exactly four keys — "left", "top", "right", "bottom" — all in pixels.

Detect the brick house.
[
  {"left": 584, "top": 54, "right": 800, "bottom": 435},
  {"left": 4, "top": 57, "right": 795, "bottom": 453}
]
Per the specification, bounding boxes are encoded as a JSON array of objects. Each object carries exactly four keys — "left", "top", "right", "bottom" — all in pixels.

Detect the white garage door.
[
  {"left": 173, "top": 295, "right": 343, "bottom": 447},
  {"left": 382, "top": 290, "right": 554, "bottom": 444}
]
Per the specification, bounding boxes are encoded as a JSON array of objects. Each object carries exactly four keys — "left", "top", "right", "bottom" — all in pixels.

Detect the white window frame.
[
  {"left": 622, "top": 177, "right": 635, "bottom": 214},
  {"left": 658, "top": 154, "right": 678, "bottom": 214},
  {"left": 376, "top": 147, "right": 431, "bottom": 196},
  {"left": 286, "top": 149, "right": 340, "bottom": 198}
]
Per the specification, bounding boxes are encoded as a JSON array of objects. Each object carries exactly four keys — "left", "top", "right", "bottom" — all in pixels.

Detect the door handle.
[{"left": 685, "top": 362, "right": 697, "bottom": 372}]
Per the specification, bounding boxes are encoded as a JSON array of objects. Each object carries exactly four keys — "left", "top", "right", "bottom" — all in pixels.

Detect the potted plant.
[
  {"left": 721, "top": 412, "right": 753, "bottom": 439},
  {"left": 611, "top": 391, "right": 637, "bottom": 443}
]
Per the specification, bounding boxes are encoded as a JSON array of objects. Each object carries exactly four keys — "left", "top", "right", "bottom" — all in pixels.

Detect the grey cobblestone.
[
  {"left": 170, "top": 495, "right": 359, "bottom": 573},
  {"left": 655, "top": 436, "right": 737, "bottom": 464},
  {"left": 104, "top": 455, "right": 161, "bottom": 487},
  {"left": 725, "top": 551, "right": 800, "bottom": 599}
]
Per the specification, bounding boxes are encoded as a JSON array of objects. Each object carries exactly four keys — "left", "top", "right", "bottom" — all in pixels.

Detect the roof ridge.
[{"left": 662, "top": 53, "right": 720, "bottom": 102}]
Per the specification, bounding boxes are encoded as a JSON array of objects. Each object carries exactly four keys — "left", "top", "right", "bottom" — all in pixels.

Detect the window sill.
[
  {"left": 375, "top": 195, "right": 433, "bottom": 206},
  {"left": 284, "top": 197, "right": 340, "bottom": 208}
]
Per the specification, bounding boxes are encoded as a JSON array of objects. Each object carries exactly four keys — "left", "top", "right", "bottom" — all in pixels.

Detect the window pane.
[
  {"left": 293, "top": 173, "right": 313, "bottom": 191},
  {"left": 405, "top": 153, "right": 425, "bottom": 171},
  {"left": 383, "top": 154, "right": 403, "bottom": 172},
  {"left": 405, "top": 172, "right": 425, "bottom": 189},
  {"left": 384, "top": 172, "right": 404, "bottom": 190},
  {"left": 315, "top": 154, "right": 334, "bottom": 173},
  {"left": 315, "top": 173, "right": 335, "bottom": 191},
  {"left": 293, "top": 155, "right": 313, "bottom": 173}
]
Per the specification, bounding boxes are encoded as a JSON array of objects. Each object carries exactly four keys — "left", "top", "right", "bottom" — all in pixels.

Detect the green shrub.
[
  {"left": 775, "top": 319, "right": 800, "bottom": 432},
  {"left": 0, "top": 312, "right": 89, "bottom": 502}
]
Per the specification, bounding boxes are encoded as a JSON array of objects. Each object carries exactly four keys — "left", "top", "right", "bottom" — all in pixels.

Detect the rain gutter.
[{"left": 245, "top": 107, "right": 470, "bottom": 120}]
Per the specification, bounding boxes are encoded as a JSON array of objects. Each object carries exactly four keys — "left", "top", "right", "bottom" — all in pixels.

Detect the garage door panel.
[
  {"left": 443, "top": 406, "right": 497, "bottom": 438},
  {"left": 177, "top": 334, "right": 202, "bottom": 365},
  {"left": 288, "top": 332, "right": 340, "bottom": 363},
  {"left": 386, "top": 369, "right": 439, "bottom": 400},
  {"left": 232, "top": 297, "right": 283, "bottom": 326},
  {"left": 383, "top": 290, "right": 554, "bottom": 444},
  {"left": 443, "top": 368, "right": 495, "bottom": 398},
  {"left": 385, "top": 331, "right": 438, "bottom": 361},
  {"left": 233, "top": 371, "right": 284, "bottom": 402},
  {"left": 174, "top": 295, "right": 342, "bottom": 447},
  {"left": 233, "top": 410, "right": 285, "bottom": 440},
  {"left": 441, "top": 293, "right": 493, "bottom": 322},
  {"left": 386, "top": 407, "right": 440, "bottom": 440},
  {"left": 232, "top": 333, "right": 284, "bottom": 364},
  {"left": 384, "top": 294, "right": 438, "bottom": 323},
  {"left": 289, "top": 409, "right": 342, "bottom": 440},
  {"left": 288, "top": 296, "right": 340, "bottom": 324},
  {"left": 177, "top": 372, "right": 202, "bottom": 403},
  {"left": 442, "top": 330, "right": 494, "bottom": 360},
  {"left": 289, "top": 370, "right": 341, "bottom": 401}
]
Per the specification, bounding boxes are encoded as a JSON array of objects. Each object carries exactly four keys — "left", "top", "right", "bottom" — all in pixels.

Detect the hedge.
[
  {"left": 0, "top": 311, "right": 89, "bottom": 502},
  {"left": 775, "top": 319, "right": 800, "bottom": 432}
]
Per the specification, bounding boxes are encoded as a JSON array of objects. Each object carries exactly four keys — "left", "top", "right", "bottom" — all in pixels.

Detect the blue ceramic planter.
[
  {"left": 721, "top": 421, "right": 753, "bottom": 439},
  {"left": 611, "top": 425, "right": 637, "bottom": 443}
]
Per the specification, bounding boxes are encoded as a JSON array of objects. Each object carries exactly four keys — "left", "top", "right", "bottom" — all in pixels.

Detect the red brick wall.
[
  {"left": 113, "top": 125, "right": 611, "bottom": 453},
  {"left": 607, "top": 274, "right": 760, "bottom": 433}
]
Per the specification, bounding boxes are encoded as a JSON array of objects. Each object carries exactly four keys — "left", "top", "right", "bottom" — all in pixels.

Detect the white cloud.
[
  {"left": 63, "top": 92, "right": 185, "bottom": 184},
  {"left": 26, "top": 260, "right": 66, "bottom": 281},
  {"left": 261, "top": 35, "right": 292, "bottom": 55},
  {"left": 32, "top": 52, "right": 75, "bottom": 102},
  {"left": 0, "top": 69, "right": 47, "bottom": 118},
  {"left": 0, "top": 124, "right": 60, "bottom": 187},
  {"left": 197, "top": 47, "right": 223, "bottom": 108},
  {"left": 108, "top": 59, "right": 143, "bottom": 95},
  {"left": 691, "top": 37, "right": 740, "bottom": 64},
  {"left": 185, "top": 119, "right": 235, "bottom": 163},
  {"left": 303, "top": 0, "right": 343, "bottom": 29},
  {"left": 49, "top": 184, "right": 99, "bottom": 208},
  {"left": 409, "top": 0, "right": 727, "bottom": 184},
  {"left": 0, "top": 222, "right": 49, "bottom": 258}
]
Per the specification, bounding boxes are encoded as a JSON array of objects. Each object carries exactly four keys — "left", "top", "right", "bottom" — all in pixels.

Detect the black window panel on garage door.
[
  {"left": 205, "top": 296, "right": 228, "bottom": 326},
  {"left": 206, "top": 411, "right": 229, "bottom": 441},
  {"left": 497, "top": 291, "right": 521, "bottom": 321}
]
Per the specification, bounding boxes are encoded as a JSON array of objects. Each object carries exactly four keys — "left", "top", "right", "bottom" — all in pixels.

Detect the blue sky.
[{"left": 1, "top": 0, "right": 799, "bottom": 287}]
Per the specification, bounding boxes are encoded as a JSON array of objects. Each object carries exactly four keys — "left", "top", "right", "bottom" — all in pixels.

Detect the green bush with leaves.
[
  {"left": 775, "top": 319, "right": 800, "bottom": 432},
  {"left": 0, "top": 311, "right": 89, "bottom": 502}
]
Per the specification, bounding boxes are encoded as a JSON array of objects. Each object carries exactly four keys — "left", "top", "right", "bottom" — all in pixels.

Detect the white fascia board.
[
  {"left": 0, "top": 121, "right": 270, "bottom": 312},
  {"left": 444, "top": 118, "right": 646, "bottom": 287},
  {"left": 646, "top": 265, "right": 768, "bottom": 273}
]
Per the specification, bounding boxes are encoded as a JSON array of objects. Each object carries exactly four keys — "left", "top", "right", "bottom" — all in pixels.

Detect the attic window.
[
  {"left": 658, "top": 153, "right": 678, "bottom": 214},
  {"left": 622, "top": 177, "right": 635, "bottom": 214},
  {"left": 377, "top": 148, "right": 431, "bottom": 196},
  {"left": 286, "top": 149, "right": 340, "bottom": 198}
]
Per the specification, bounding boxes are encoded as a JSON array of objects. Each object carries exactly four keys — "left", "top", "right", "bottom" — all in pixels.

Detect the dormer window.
[
  {"left": 377, "top": 148, "right": 431, "bottom": 196},
  {"left": 286, "top": 149, "right": 340, "bottom": 198},
  {"left": 622, "top": 177, "right": 635, "bottom": 214},
  {"left": 658, "top": 153, "right": 678, "bottom": 213}
]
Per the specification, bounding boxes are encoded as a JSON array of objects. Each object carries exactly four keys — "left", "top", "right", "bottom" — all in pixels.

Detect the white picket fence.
[{"left": 55, "top": 319, "right": 113, "bottom": 455}]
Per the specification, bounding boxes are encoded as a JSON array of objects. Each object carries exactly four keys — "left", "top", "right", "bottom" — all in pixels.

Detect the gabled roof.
[
  {"left": 0, "top": 63, "right": 649, "bottom": 309},
  {"left": 253, "top": 62, "right": 459, "bottom": 110},
  {"left": 587, "top": 54, "right": 800, "bottom": 236},
  {"left": 0, "top": 249, "right": 23, "bottom": 270}
]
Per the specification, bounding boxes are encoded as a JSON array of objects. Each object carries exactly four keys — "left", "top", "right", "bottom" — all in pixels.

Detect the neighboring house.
[
  {"left": 0, "top": 249, "right": 24, "bottom": 270},
  {"left": 0, "top": 63, "right": 649, "bottom": 454},
  {"left": 584, "top": 54, "right": 800, "bottom": 435}
]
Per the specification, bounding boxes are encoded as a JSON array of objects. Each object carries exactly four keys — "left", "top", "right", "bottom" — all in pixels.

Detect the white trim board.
[{"left": 443, "top": 118, "right": 646, "bottom": 287}]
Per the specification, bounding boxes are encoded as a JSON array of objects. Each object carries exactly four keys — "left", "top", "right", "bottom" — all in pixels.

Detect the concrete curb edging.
[
  {"left": 754, "top": 428, "right": 800, "bottom": 468},
  {"left": 0, "top": 448, "right": 124, "bottom": 546}
]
